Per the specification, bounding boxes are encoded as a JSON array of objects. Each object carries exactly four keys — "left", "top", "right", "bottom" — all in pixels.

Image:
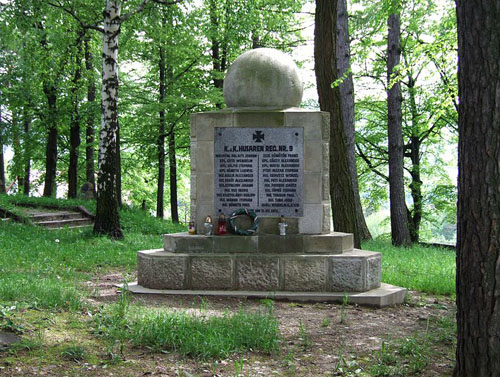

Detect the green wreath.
[{"left": 229, "top": 208, "right": 260, "bottom": 235}]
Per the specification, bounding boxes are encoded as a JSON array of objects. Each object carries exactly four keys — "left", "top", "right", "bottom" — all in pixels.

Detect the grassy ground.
[
  {"left": 0, "top": 195, "right": 457, "bottom": 376},
  {"left": 363, "top": 239, "right": 456, "bottom": 296}
]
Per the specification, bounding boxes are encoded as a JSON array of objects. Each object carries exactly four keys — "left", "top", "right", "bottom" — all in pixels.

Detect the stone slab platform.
[
  {"left": 120, "top": 282, "right": 406, "bottom": 308},
  {"left": 138, "top": 248, "right": 381, "bottom": 292},
  {"left": 164, "top": 232, "right": 354, "bottom": 254}
]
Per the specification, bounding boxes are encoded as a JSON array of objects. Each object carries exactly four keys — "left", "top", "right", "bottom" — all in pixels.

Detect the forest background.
[{"left": 0, "top": 0, "right": 458, "bottom": 244}]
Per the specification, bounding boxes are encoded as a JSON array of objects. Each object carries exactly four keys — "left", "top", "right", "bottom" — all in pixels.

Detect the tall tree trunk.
[
  {"left": 42, "top": 84, "right": 58, "bottom": 197},
  {"left": 94, "top": 0, "right": 123, "bottom": 239},
  {"left": 84, "top": 36, "right": 96, "bottom": 195},
  {"left": 336, "top": 0, "right": 371, "bottom": 242},
  {"left": 12, "top": 112, "right": 23, "bottom": 191},
  {"left": 407, "top": 77, "right": 422, "bottom": 242},
  {"left": 157, "top": 45, "right": 166, "bottom": 219},
  {"left": 116, "top": 125, "right": 122, "bottom": 207},
  {"left": 387, "top": 11, "right": 411, "bottom": 246},
  {"left": 23, "top": 113, "right": 30, "bottom": 195},
  {"left": 0, "top": 141, "right": 5, "bottom": 194},
  {"left": 455, "top": 1, "right": 500, "bottom": 375},
  {"left": 168, "top": 124, "right": 179, "bottom": 223},
  {"left": 68, "top": 41, "right": 83, "bottom": 199},
  {"left": 314, "top": 0, "right": 360, "bottom": 248},
  {"left": 0, "top": 92, "right": 5, "bottom": 194},
  {"left": 209, "top": 0, "right": 223, "bottom": 90}
]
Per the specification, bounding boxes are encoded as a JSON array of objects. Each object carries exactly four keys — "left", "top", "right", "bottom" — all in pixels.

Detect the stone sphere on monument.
[{"left": 223, "top": 48, "right": 303, "bottom": 109}]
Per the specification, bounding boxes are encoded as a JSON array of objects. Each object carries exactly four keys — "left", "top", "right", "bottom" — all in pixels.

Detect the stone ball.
[{"left": 223, "top": 48, "right": 303, "bottom": 109}]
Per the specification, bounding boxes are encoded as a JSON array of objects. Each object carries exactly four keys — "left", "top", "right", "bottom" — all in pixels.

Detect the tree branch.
[
  {"left": 44, "top": 0, "right": 104, "bottom": 33},
  {"left": 121, "top": 0, "right": 184, "bottom": 22},
  {"left": 356, "top": 144, "right": 389, "bottom": 182}
]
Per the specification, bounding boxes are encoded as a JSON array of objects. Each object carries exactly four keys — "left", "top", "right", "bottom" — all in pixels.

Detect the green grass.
[
  {"left": 364, "top": 239, "right": 456, "bottom": 295},
  {"left": 94, "top": 291, "right": 280, "bottom": 360},
  {"left": 0, "top": 194, "right": 185, "bottom": 309}
]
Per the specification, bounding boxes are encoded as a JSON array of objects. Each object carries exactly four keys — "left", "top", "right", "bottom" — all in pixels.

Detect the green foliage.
[
  {"left": 364, "top": 239, "right": 455, "bottom": 295},
  {"left": 93, "top": 295, "right": 280, "bottom": 360},
  {"left": 351, "top": 0, "right": 458, "bottom": 242},
  {"left": 0, "top": 196, "right": 185, "bottom": 309}
]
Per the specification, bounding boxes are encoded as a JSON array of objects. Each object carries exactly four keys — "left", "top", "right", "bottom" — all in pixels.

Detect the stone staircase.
[
  {"left": 17, "top": 206, "right": 94, "bottom": 230},
  {"left": 29, "top": 210, "right": 93, "bottom": 229}
]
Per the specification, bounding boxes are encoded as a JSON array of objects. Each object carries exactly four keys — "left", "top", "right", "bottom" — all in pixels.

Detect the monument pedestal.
[
  {"left": 138, "top": 232, "right": 380, "bottom": 292},
  {"left": 133, "top": 232, "right": 406, "bottom": 307}
]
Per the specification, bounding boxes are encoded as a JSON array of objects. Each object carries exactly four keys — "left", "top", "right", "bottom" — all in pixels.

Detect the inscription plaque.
[{"left": 214, "top": 127, "right": 303, "bottom": 216}]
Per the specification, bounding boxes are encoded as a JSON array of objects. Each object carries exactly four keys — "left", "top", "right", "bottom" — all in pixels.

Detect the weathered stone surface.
[
  {"left": 138, "top": 251, "right": 187, "bottom": 290},
  {"left": 190, "top": 141, "right": 197, "bottom": 172},
  {"left": 223, "top": 48, "right": 303, "bottom": 109},
  {"left": 190, "top": 114, "right": 197, "bottom": 139},
  {"left": 190, "top": 174, "right": 197, "bottom": 201},
  {"left": 258, "top": 217, "right": 299, "bottom": 235},
  {"left": 303, "top": 233, "right": 351, "bottom": 254},
  {"left": 322, "top": 143, "right": 330, "bottom": 172},
  {"left": 138, "top": 245, "right": 382, "bottom": 293},
  {"left": 214, "top": 235, "right": 258, "bottom": 253},
  {"left": 322, "top": 174, "right": 329, "bottom": 201},
  {"left": 237, "top": 257, "right": 279, "bottom": 290},
  {"left": 304, "top": 173, "right": 322, "bottom": 204},
  {"left": 304, "top": 141, "right": 323, "bottom": 173},
  {"left": 284, "top": 111, "right": 323, "bottom": 140},
  {"left": 125, "top": 282, "right": 406, "bottom": 307},
  {"left": 329, "top": 257, "right": 364, "bottom": 292},
  {"left": 194, "top": 113, "right": 233, "bottom": 140},
  {"left": 367, "top": 255, "right": 382, "bottom": 289},
  {"left": 233, "top": 112, "right": 285, "bottom": 127},
  {"left": 191, "top": 257, "right": 233, "bottom": 289},
  {"left": 258, "top": 235, "right": 304, "bottom": 253},
  {"left": 322, "top": 202, "right": 332, "bottom": 233},
  {"left": 195, "top": 141, "right": 214, "bottom": 173},
  {"left": 164, "top": 233, "right": 213, "bottom": 253},
  {"left": 321, "top": 113, "right": 330, "bottom": 141},
  {"left": 284, "top": 258, "right": 327, "bottom": 291},
  {"left": 299, "top": 204, "right": 322, "bottom": 234},
  {"left": 197, "top": 173, "right": 214, "bottom": 202}
]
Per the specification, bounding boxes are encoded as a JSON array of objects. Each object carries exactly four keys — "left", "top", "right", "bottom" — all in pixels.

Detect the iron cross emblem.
[{"left": 253, "top": 131, "right": 265, "bottom": 143}]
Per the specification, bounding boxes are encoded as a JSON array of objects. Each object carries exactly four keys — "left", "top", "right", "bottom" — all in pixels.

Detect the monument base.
[
  {"left": 134, "top": 232, "right": 406, "bottom": 306},
  {"left": 121, "top": 283, "right": 406, "bottom": 308}
]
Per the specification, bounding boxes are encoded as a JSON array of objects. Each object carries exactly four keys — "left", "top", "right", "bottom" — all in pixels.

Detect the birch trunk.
[
  {"left": 84, "top": 36, "right": 96, "bottom": 196},
  {"left": 94, "top": 0, "right": 123, "bottom": 238}
]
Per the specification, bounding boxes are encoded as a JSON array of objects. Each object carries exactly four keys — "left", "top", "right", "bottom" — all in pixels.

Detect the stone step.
[
  {"left": 164, "top": 232, "right": 354, "bottom": 254},
  {"left": 121, "top": 282, "right": 407, "bottom": 308},
  {"left": 137, "top": 248, "right": 381, "bottom": 293},
  {"left": 29, "top": 211, "right": 84, "bottom": 222},
  {"left": 34, "top": 218, "right": 94, "bottom": 229}
]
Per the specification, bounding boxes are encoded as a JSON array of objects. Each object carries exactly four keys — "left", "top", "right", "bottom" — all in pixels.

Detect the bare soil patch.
[{"left": 0, "top": 271, "right": 456, "bottom": 377}]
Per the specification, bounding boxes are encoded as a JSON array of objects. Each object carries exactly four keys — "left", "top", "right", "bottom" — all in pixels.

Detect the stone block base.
[
  {"left": 137, "top": 248, "right": 381, "bottom": 293},
  {"left": 121, "top": 283, "right": 407, "bottom": 308}
]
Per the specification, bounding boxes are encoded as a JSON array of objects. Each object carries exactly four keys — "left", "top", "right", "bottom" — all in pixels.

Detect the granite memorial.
[{"left": 133, "top": 48, "right": 406, "bottom": 307}]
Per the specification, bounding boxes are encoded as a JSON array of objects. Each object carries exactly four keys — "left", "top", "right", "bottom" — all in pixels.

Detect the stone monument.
[{"left": 132, "top": 48, "right": 406, "bottom": 307}]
